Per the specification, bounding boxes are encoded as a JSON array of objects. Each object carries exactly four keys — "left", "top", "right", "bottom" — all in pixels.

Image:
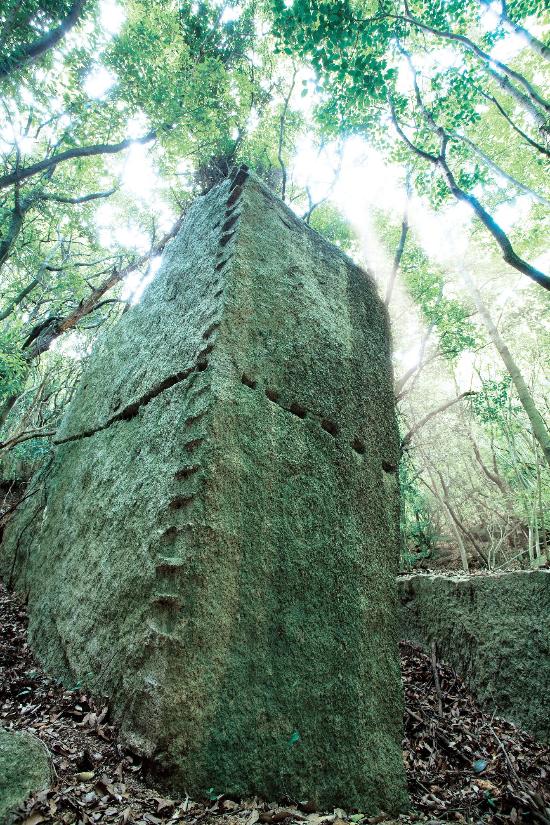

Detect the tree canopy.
[{"left": 1, "top": 0, "right": 549, "bottom": 571}]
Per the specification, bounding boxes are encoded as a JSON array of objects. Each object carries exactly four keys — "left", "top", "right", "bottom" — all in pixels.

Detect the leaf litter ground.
[{"left": 1, "top": 583, "right": 548, "bottom": 825}]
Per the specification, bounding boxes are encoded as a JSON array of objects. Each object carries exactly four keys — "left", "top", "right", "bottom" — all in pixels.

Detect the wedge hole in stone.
[
  {"left": 156, "top": 558, "right": 184, "bottom": 574},
  {"left": 222, "top": 214, "right": 239, "bottom": 233},
  {"left": 184, "top": 437, "right": 205, "bottom": 452},
  {"left": 174, "top": 465, "right": 200, "bottom": 481},
  {"left": 214, "top": 288, "right": 224, "bottom": 299},
  {"left": 160, "top": 526, "right": 180, "bottom": 543},
  {"left": 241, "top": 373, "right": 257, "bottom": 389},
  {"left": 216, "top": 259, "right": 229, "bottom": 272},
  {"left": 184, "top": 410, "right": 207, "bottom": 428},
  {"left": 224, "top": 203, "right": 241, "bottom": 220},
  {"left": 219, "top": 232, "right": 234, "bottom": 247},
  {"left": 321, "top": 419, "right": 338, "bottom": 437},
  {"left": 152, "top": 593, "right": 182, "bottom": 609},
  {"left": 382, "top": 460, "right": 398, "bottom": 474},
  {"left": 289, "top": 402, "right": 307, "bottom": 419},
  {"left": 229, "top": 166, "right": 248, "bottom": 189},
  {"left": 265, "top": 388, "right": 280, "bottom": 403},
  {"left": 169, "top": 495, "right": 194, "bottom": 510},
  {"left": 352, "top": 438, "right": 365, "bottom": 455},
  {"left": 203, "top": 322, "right": 220, "bottom": 340},
  {"left": 226, "top": 185, "right": 243, "bottom": 208},
  {"left": 196, "top": 360, "right": 209, "bottom": 372}
]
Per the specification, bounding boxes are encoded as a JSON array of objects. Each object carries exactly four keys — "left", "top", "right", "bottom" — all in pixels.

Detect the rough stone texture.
[
  {"left": 1, "top": 170, "right": 407, "bottom": 812},
  {"left": 0, "top": 727, "right": 51, "bottom": 822},
  {"left": 398, "top": 571, "right": 550, "bottom": 742}
]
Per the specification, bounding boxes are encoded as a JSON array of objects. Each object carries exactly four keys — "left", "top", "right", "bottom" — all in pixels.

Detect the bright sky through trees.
[{"left": 1, "top": 0, "right": 548, "bottom": 571}]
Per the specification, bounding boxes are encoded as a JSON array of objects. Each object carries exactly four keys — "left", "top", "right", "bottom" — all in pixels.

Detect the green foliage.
[
  {"left": 373, "top": 208, "right": 477, "bottom": 359},
  {"left": 401, "top": 251, "right": 478, "bottom": 359},
  {"left": 470, "top": 375, "right": 516, "bottom": 426},
  {"left": 308, "top": 202, "right": 358, "bottom": 254},
  {"left": 399, "top": 452, "right": 437, "bottom": 567},
  {"left": 0, "top": 328, "right": 28, "bottom": 404},
  {"left": 271, "top": 0, "right": 550, "bottom": 271}
]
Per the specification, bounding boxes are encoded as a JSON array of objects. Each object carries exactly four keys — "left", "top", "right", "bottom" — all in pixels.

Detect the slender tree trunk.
[
  {"left": 0, "top": 393, "right": 20, "bottom": 430},
  {"left": 423, "top": 471, "right": 470, "bottom": 571},
  {"left": 385, "top": 174, "right": 411, "bottom": 306},
  {"left": 463, "top": 270, "right": 550, "bottom": 464}
]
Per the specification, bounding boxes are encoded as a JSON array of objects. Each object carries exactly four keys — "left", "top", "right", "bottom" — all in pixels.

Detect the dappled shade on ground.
[{"left": 1, "top": 582, "right": 549, "bottom": 824}]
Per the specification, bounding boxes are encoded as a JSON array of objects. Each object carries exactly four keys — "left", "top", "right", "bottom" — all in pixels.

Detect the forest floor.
[{"left": 1, "top": 582, "right": 549, "bottom": 825}]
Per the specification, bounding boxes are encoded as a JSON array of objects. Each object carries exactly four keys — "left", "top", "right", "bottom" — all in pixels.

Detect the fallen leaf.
[
  {"left": 246, "top": 809, "right": 260, "bottom": 825},
  {"left": 76, "top": 770, "right": 95, "bottom": 782},
  {"left": 21, "top": 815, "right": 46, "bottom": 825},
  {"left": 155, "top": 796, "right": 175, "bottom": 813}
]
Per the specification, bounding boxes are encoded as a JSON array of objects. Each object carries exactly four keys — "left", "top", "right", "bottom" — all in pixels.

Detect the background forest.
[{"left": 1, "top": 0, "right": 548, "bottom": 573}]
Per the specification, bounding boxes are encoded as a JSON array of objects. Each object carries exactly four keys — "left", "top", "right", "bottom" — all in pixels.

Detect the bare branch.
[
  {"left": 0, "top": 426, "right": 56, "bottom": 452},
  {"left": 401, "top": 391, "right": 476, "bottom": 450},
  {"left": 385, "top": 171, "right": 411, "bottom": 306},
  {"left": 23, "top": 213, "right": 185, "bottom": 361},
  {"left": 278, "top": 69, "right": 297, "bottom": 202}
]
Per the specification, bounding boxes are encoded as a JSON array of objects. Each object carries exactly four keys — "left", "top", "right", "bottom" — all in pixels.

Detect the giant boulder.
[{"left": 1, "top": 169, "right": 407, "bottom": 811}]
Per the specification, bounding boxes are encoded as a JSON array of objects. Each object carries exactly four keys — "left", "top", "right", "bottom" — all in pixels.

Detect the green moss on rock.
[
  {"left": 0, "top": 727, "right": 51, "bottom": 823},
  {"left": 398, "top": 571, "right": 550, "bottom": 742},
  {"left": 1, "top": 171, "right": 407, "bottom": 812}
]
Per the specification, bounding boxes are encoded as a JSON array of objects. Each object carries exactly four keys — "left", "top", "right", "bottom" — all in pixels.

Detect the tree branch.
[
  {"left": 401, "top": 391, "right": 476, "bottom": 449},
  {"left": 23, "top": 213, "right": 185, "bottom": 361},
  {"left": 455, "top": 134, "right": 550, "bottom": 206},
  {"left": 389, "top": 71, "right": 550, "bottom": 290},
  {"left": 0, "top": 426, "right": 56, "bottom": 453},
  {"left": 0, "top": 0, "right": 88, "bottom": 81},
  {"left": 0, "top": 278, "right": 39, "bottom": 321},
  {"left": 0, "top": 132, "right": 158, "bottom": 190},
  {"left": 278, "top": 69, "right": 297, "bottom": 202},
  {"left": 437, "top": 156, "right": 550, "bottom": 290},
  {"left": 398, "top": 10, "right": 550, "bottom": 120},
  {"left": 39, "top": 187, "right": 117, "bottom": 204},
  {"left": 385, "top": 172, "right": 411, "bottom": 306},
  {"left": 481, "top": 0, "right": 550, "bottom": 63},
  {"left": 482, "top": 92, "right": 550, "bottom": 158}
]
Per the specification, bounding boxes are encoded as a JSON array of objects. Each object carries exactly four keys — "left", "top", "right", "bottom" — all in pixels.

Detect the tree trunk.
[{"left": 463, "top": 270, "right": 550, "bottom": 464}]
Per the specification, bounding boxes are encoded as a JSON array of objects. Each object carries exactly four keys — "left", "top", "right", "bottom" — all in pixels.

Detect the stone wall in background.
[
  {"left": 1, "top": 169, "right": 407, "bottom": 813},
  {"left": 398, "top": 571, "right": 550, "bottom": 742}
]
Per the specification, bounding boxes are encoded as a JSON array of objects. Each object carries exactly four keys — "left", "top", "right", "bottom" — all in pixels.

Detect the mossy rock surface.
[
  {"left": 0, "top": 727, "right": 51, "bottom": 823},
  {"left": 2, "top": 171, "right": 407, "bottom": 813},
  {"left": 398, "top": 571, "right": 550, "bottom": 741}
]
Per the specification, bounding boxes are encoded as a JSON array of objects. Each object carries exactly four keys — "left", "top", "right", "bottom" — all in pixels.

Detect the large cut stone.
[
  {"left": 1, "top": 170, "right": 407, "bottom": 811},
  {"left": 398, "top": 571, "right": 550, "bottom": 742}
]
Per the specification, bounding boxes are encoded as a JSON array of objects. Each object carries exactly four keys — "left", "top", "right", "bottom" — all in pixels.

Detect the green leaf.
[{"left": 288, "top": 729, "right": 301, "bottom": 747}]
